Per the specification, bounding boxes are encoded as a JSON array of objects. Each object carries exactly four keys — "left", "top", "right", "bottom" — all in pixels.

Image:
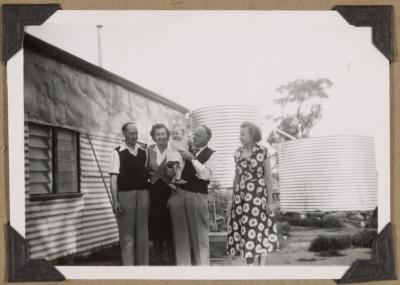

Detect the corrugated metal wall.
[
  {"left": 191, "top": 105, "right": 260, "bottom": 188},
  {"left": 23, "top": 37, "right": 189, "bottom": 260},
  {"left": 277, "top": 136, "right": 378, "bottom": 212},
  {"left": 26, "top": 124, "right": 120, "bottom": 260}
]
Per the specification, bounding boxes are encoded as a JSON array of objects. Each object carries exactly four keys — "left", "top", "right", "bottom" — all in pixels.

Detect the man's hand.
[
  {"left": 166, "top": 167, "right": 175, "bottom": 176},
  {"left": 113, "top": 200, "right": 122, "bottom": 215},
  {"left": 169, "top": 183, "right": 178, "bottom": 192},
  {"left": 180, "top": 150, "right": 195, "bottom": 161}
]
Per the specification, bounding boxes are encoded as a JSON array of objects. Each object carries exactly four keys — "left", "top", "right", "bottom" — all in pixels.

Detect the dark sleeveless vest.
[
  {"left": 116, "top": 146, "right": 149, "bottom": 191},
  {"left": 180, "top": 146, "right": 215, "bottom": 194}
]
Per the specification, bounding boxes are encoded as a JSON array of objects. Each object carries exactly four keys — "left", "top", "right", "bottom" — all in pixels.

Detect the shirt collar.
[
  {"left": 119, "top": 143, "right": 142, "bottom": 155},
  {"left": 154, "top": 142, "right": 171, "bottom": 154},
  {"left": 194, "top": 145, "right": 207, "bottom": 156}
]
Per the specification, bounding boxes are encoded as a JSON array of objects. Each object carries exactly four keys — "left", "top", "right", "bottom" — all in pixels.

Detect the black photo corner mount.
[
  {"left": 334, "top": 5, "right": 394, "bottom": 63},
  {"left": 7, "top": 224, "right": 65, "bottom": 282},
  {"left": 2, "top": 3, "right": 61, "bottom": 63},
  {"left": 3, "top": 4, "right": 65, "bottom": 282},
  {"left": 337, "top": 223, "right": 397, "bottom": 284}
]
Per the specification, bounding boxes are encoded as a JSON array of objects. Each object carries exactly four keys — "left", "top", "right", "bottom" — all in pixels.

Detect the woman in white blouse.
[{"left": 147, "top": 123, "right": 175, "bottom": 265}]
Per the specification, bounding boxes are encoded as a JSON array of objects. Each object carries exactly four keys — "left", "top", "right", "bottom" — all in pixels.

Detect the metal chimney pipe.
[{"left": 96, "top": 25, "right": 103, "bottom": 67}]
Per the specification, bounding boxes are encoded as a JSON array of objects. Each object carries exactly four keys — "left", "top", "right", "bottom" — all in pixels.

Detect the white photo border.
[{"left": 7, "top": 10, "right": 391, "bottom": 280}]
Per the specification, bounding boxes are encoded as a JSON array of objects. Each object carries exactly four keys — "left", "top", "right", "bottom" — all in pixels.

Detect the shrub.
[
  {"left": 321, "top": 216, "right": 344, "bottom": 228},
  {"left": 352, "top": 229, "right": 378, "bottom": 248},
  {"left": 281, "top": 213, "right": 344, "bottom": 229},
  {"left": 277, "top": 221, "right": 291, "bottom": 236},
  {"left": 309, "top": 229, "right": 378, "bottom": 255},
  {"left": 309, "top": 234, "right": 353, "bottom": 253},
  {"left": 365, "top": 207, "right": 378, "bottom": 229},
  {"left": 283, "top": 216, "right": 322, "bottom": 227},
  {"left": 365, "top": 219, "right": 378, "bottom": 229}
]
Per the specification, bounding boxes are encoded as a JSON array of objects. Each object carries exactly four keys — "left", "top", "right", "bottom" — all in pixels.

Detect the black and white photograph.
[{"left": 7, "top": 10, "right": 390, "bottom": 279}]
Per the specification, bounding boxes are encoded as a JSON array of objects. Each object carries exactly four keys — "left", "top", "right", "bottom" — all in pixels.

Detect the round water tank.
[
  {"left": 277, "top": 136, "right": 378, "bottom": 212},
  {"left": 191, "top": 105, "right": 260, "bottom": 188}
]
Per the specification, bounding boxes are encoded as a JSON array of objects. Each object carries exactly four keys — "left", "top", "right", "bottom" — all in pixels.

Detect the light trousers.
[
  {"left": 116, "top": 190, "right": 149, "bottom": 265},
  {"left": 168, "top": 189, "right": 210, "bottom": 265}
]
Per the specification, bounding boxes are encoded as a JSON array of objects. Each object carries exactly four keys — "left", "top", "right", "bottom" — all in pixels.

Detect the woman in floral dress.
[{"left": 226, "top": 121, "right": 279, "bottom": 265}]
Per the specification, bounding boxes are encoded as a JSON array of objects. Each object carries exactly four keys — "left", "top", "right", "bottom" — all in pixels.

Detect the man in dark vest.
[
  {"left": 168, "top": 125, "right": 218, "bottom": 265},
  {"left": 109, "top": 122, "right": 149, "bottom": 265}
]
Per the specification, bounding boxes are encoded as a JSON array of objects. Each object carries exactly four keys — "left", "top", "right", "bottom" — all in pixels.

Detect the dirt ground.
[
  {"left": 61, "top": 223, "right": 372, "bottom": 266},
  {"left": 210, "top": 224, "right": 372, "bottom": 266}
]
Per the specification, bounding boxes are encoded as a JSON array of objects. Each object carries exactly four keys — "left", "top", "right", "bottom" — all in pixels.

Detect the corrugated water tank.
[
  {"left": 277, "top": 136, "right": 378, "bottom": 212},
  {"left": 191, "top": 105, "right": 261, "bottom": 188}
]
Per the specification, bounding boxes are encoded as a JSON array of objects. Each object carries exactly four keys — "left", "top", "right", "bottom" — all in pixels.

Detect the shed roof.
[{"left": 23, "top": 33, "right": 189, "bottom": 114}]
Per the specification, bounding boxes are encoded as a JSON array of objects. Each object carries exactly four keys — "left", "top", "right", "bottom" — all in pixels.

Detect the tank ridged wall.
[
  {"left": 191, "top": 105, "right": 260, "bottom": 188},
  {"left": 277, "top": 136, "right": 378, "bottom": 212}
]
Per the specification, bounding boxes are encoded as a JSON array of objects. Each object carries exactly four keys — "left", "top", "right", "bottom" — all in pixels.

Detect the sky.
[{"left": 25, "top": 11, "right": 388, "bottom": 138}]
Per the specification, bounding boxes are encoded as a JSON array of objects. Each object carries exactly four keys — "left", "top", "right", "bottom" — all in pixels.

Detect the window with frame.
[{"left": 28, "top": 123, "right": 82, "bottom": 200}]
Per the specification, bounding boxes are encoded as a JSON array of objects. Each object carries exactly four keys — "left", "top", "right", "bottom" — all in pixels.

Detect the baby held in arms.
[{"left": 167, "top": 123, "right": 192, "bottom": 184}]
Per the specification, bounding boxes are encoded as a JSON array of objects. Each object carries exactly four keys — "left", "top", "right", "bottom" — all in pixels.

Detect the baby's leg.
[
  {"left": 174, "top": 157, "right": 186, "bottom": 183},
  {"left": 174, "top": 164, "right": 182, "bottom": 180}
]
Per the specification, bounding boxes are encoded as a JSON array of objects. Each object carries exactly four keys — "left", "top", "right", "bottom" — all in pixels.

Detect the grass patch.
[
  {"left": 281, "top": 215, "right": 344, "bottom": 229},
  {"left": 308, "top": 229, "right": 378, "bottom": 256}
]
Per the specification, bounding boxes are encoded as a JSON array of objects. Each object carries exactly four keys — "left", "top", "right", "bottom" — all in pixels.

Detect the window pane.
[
  {"left": 57, "top": 182, "right": 76, "bottom": 194},
  {"left": 30, "top": 184, "right": 51, "bottom": 195},
  {"left": 58, "top": 161, "right": 77, "bottom": 172},
  {"left": 28, "top": 124, "right": 52, "bottom": 195},
  {"left": 56, "top": 129, "right": 78, "bottom": 193}
]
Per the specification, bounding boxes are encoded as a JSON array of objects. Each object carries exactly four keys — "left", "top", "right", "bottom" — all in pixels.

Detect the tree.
[
  {"left": 266, "top": 78, "right": 333, "bottom": 205},
  {"left": 267, "top": 78, "right": 333, "bottom": 145}
]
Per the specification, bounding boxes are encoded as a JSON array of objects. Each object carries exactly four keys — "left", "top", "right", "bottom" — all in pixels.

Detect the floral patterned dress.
[{"left": 226, "top": 143, "right": 279, "bottom": 259}]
